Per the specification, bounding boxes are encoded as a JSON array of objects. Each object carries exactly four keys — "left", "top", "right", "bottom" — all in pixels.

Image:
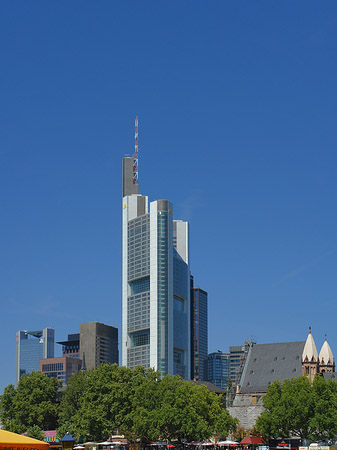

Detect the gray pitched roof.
[
  {"left": 323, "top": 372, "right": 337, "bottom": 381},
  {"left": 191, "top": 380, "right": 225, "bottom": 394},
  {"left": 239, "top": 341, "right": 305, "bottom": 393}
]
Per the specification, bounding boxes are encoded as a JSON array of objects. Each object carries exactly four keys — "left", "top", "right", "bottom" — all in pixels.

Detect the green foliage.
[
  {"left": 26, "top": 425, "right": 45, "bottom": 441},
  {"left": 124, "top": 374, "right": 238, "bottom": 442},
  {"left": 2, "top": 365, "right": 237, "bottom": 443},
  {"left": 256, "top": 375, "right": 337, "bottom": 441},
  {"left": 309, "top": 375, "right": 337, "bottom": 441},
  {"left": 0, "top": 384, "right": 22, "bottom": 432},
  {"left": 58, "top": 370, "right": 87, "bottom": 427},
  {"left": 0, "top": 372, "right": 61, "bottom": 433},
  {"left": 56, "top": 423, "right": 78, "bottom": 442},
  {"left": 58, "top": 364, "right": 159, "bottom": 441}
]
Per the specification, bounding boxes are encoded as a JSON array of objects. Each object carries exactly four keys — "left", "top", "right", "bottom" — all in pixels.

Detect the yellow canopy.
[{"left": 0, "top": 429, "right": 49, "bottom": 449}]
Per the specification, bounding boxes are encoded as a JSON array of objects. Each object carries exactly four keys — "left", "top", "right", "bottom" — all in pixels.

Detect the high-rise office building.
[
  {"left": 16, "top": 328, "right": 55, "bottom": 383},
  {"left": 191, "top": 279, "right": 208, "bottom": 380},
  {"left": 79, "top": 322, "right": 118, "bottom": 370},
  {"left": 122, "top": 118, "right": 191, "bottom": 378},
  {"left": 57, "top": 333, "right": 80, "bottom": 358},
  {"left": 206, "top": 351, "right": 230, "bottom": 389},
  {"left": 229, "top": 341, "right": 251, "bottom": 386}
]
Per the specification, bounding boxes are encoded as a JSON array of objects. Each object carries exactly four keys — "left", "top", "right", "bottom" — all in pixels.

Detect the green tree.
[
  {"left": 120, "top": 367, "right": 161, "bottom": 443},
  {"left": 256, "top": 377, "right": 313, "bottom": 439},
  {"left": 131, "top": 375, "right": 237, "bottom": 443},
  {"left": 0, "top": 372, "right": 61, "bottom": 433},
  {"left": 0, "top": 384, "right": 21, "bottom": 432},
  {"left": 59, "top": 370, "right": 87, "bottom": 427},
  {"left": 309, "top": 375, "right": 337, "bottom": 441},
  {"left": 26, "top": 425, "right": 45, "bottom": 441},
  {"left": 256, "top": 375, "right": 337, "bottom": 441},
  {"left": 62, "top": 364, "right": 157, "bottom": 441}
]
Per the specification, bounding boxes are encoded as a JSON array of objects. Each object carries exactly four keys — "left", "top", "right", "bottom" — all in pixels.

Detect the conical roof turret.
[
  {"left": 302, "top": 328, "right": 319, "bottom": 362},
  {"left": 319, "top": 339, "right": 334, "bottom": 366}
]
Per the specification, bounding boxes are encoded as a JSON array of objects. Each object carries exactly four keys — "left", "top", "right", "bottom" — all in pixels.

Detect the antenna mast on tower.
[{"left": 133, "top": 116, "right": 139, "bottom": 185}]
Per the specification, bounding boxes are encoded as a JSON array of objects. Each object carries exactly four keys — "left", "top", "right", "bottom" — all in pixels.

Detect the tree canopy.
[
  {"left": 0, "top": 372, "right": 61, "bottom": 434},
  {"left": 255, "top": 375, "right": 337, "bottom": 442},
  {"left": 1, "top": 365, "right": 237, "bottom": 443},
  {"left": 58, "top": 365, "right": 237, "bottom": 443}
]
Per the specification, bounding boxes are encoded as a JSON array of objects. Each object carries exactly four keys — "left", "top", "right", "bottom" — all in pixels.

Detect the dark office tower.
[
  {"left": 207, "top": 351, "right": 230, "bottom": 389},
  {"left": 16, "top": 328, "right": 54, "bottom": 383},
  {"left": 190, "top": 275, "right": 195, "bottom": 379},
  {"left": 57, "top": 333, "right": 80, "bottom": 358},
  {"left": 191, "top": 285, "right": 208, "bottom": 380},
  {"left": 79, "top": 322, "right": 118, "bottom": 370}
]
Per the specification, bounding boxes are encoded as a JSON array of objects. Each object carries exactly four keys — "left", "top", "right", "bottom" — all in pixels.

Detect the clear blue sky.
[{"left": 1, "top": 1, "right": 337, "bottom": 394}]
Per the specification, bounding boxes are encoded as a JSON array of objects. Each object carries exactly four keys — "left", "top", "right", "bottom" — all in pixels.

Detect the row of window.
[{"left": 42, "top": 363, "right": 63, "bottom": 372}]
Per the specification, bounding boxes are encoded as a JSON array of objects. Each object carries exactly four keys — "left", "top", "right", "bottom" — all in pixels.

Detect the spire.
[
  {"left": 319, "top": 339, "right": 334, "bottom": 366},
  {"left": 133, "top": 116, "right": 139, "bottom": 185},
  {"left": 302, "top": 327, "right": 319, "bottom": 363},
  {"left": 122, "top": 117, "right": 140, "bottom": 197},
  {"left": 81, "top": 352, "right": 86, "bottom": 372}
]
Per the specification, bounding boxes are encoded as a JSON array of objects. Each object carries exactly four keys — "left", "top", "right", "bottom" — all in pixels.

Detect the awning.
[
  {"left": 0, "top": 430, "right": 49, "bottom": 450},
  {"left": 240, "top": 437, "right": 266, "bottom": 446},
  {"left": 218, "top": 442, "right": 239, "bottom": 446}
]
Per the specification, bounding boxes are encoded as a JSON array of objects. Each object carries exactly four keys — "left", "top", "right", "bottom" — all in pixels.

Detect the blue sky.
[{"left": 1, "top": 1, "right": 337, "bottom": 393}]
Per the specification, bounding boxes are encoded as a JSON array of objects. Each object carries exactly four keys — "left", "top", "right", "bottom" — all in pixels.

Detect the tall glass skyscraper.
[
  {"left": 206, "top": 351, "right": 230, "bottom": 389},
  {"left": 191, "top": 283, "right": 208, "bottom": 381},
  {"left": 16, "top": 328, "right": 55, "bottom": 383},
  {"left": 122, "top": 128, "right": 190, "bottom": 378}
]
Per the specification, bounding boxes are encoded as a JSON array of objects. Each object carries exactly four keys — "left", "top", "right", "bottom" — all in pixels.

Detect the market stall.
[{"left": 0, "top": 429, "right": 49, "bottom": 450}]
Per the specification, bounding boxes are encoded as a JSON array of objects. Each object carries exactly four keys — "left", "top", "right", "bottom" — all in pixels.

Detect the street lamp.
[{"left": 61, "top": 434, "right": 76, "bottom": 450}]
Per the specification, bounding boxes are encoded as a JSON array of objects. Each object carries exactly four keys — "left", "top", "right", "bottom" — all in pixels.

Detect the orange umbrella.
[{"left": 0, "top": 429, "right": 49, "bottom": 450}]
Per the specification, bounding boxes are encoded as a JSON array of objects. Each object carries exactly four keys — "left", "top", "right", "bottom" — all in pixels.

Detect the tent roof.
[
  {"left": 240, "top": 437, "right": 265, "bottom": 445},
  {"left": 0, "top": 430, "right": 49, "bottom": 449}
]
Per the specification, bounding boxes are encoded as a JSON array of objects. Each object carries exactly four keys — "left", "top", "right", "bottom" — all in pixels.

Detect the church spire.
[
  {"left": 319, "top": 339, "right": 335, "bottom": 373},
  {"left": 302, "top": 327, "right": 318, "bottom": 363},
  {"left": 302, "top": 328, "right": 319, "bottom": 382}
]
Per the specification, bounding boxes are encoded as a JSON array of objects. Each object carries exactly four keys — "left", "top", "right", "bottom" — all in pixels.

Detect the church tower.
[
  {"left": 302, "top": 327, "right": 319, "bottom": 382},
  {"left": 319, "top": 339, "right": 335, "bottom": 374}
]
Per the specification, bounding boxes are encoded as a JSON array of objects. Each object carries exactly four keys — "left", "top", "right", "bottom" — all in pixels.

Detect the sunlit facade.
[
  {"left": 122, "top": 157, "right": 190, "bottom": 379},
  {"left": 16, "top": 328, "right": 54, "bottom": 383}
]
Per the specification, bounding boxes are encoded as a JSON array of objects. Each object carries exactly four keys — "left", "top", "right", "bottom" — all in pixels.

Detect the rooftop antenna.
[{"left": 133, "top": 116, "right": 139, "bottom": 185}]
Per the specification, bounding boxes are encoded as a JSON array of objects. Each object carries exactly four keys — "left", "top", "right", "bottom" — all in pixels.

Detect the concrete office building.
[
  {"left": 40, "top": 356, "right": 82, "bottom": 385},
  {"left": 16, "top": 328, "right": 54, "bottom": 383},
  {"left": 79, "top": 322, "right": 118, "bottom": 370},
  {"left": 191, "top": 280, "right": 208, "bottom": 380},
  {"left": 122, "top": 118, "right": 191, "bottom": 378}
]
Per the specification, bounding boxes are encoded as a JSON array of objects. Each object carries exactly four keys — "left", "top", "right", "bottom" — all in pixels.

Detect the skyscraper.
[
  {"left": 122, "top": 118, "right": 191, "bottom": 378},
  {"left": 79, "top": 322, "right": 118, "bottom": 370},
  {"left": 191, "top": 281, "right": 208, "bottom": 380},
  {"left": 16, "top": 328, "right": 54, "bottom": 383},
  {"left": 206, "top": 351, "right": 230, "bottom": 389}
]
